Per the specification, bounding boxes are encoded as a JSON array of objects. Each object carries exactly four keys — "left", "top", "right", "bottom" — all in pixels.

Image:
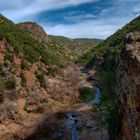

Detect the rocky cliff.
[
  {"left": 77, "top": 15, "right": 140, "bottom": 66},
  {"left": 18, "top": 22, "right": 48, "bottom": 42},
  {"left": 81, "top": 16, "right": 140, "bottom": 140},
  {"left": 115, "top": 32, "right": 140, "bottom": 140}
]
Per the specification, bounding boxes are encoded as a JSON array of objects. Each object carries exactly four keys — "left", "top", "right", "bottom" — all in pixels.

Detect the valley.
[
  {"left": 0, "top": 62, "right": 107, "bottom": 140},
  {"left": 0, "top": 13, "right": 140, "bottom": 140},
  {"left": 22, "top": 66, "right": 108, "bottom": 140}
]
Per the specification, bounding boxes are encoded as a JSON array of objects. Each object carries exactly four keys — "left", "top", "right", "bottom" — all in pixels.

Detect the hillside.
[
  {"left": 0, "top": 14, "right": 71, "bottom": 68},
  {"left": 0, "top": 14, "right": 104, "bottom": 139},
  {"left": 0, "top": 13, "right": 94, "bottom": 105},
  {"left": 77, "top": 15, "right": 140, "bottom": 66},
  {"left": 49, "top": 35, "right": 102, "bottom": 59},
  {"left": 81, "top": 15, "right": 140, "bottom": 139}
]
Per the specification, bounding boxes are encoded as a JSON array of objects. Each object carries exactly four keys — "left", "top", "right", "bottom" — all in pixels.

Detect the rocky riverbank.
[{"left": 64, "top": 71, "right": 108, "bottom": 140}]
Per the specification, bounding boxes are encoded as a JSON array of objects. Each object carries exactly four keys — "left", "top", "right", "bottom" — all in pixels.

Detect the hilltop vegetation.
[
  {"left": 76, "top": 16, "right": 140, "bottom": 66},
  {"left": 0, "top": 15, "right": 74, "bottom": 68}
]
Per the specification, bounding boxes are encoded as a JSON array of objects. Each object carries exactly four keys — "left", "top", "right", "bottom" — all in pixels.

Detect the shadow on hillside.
[
  {"left": 23, "top": 111, "right": 70, "bottom": 140},
  {"left": 21, "top": 109, "right": 109, "bottom": 140}
]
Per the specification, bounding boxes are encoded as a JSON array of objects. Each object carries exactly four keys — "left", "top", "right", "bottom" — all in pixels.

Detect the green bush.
[
  {"left": 99, "top": 70, "right": 122, "bottom": 138},
  {"left": 0, "top": 79, "right": 16, "bottom": 90},
  {"left": 4, "top": 53, "right": 13, "bottom": 62},
  {"left": 0, "top": 80, "right": 5, "bottom": 91},
  {"left": 5, "top": 78, "right": 16, "bottom": 89},
  {"left": 0, "top": 63, "right": 3, "bottom": 72},
  {"left": 21, "top": 60, "right": 29, "bottom": 70},
  {"left": 36, "top": 73, "right": 46, "bottom": 88},
  {"left": 20, "top": 72, "right": 27, "bottom": 87},
  {"left": 80, "top": 87, "right": 93, "bottom": 102},
  {"left": 40, "top": 99, "right": 48, "bottom": 104},
  {"left": 23, "top": 105, "right": 31, "bottom": 113},
  {"left": 47, "top": 67, "right": 57, "bottom": 76},
  {"left": 3, "top": 60, "right": 9, "bottom": 68}
]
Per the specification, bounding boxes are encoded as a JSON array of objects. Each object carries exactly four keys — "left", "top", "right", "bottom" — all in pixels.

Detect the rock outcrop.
[
  {"left": 18, "top": 22, "right": 48, "bottom": 42},
  {"left": 115, "top": 32, "right": 140, "bottom": 140}
]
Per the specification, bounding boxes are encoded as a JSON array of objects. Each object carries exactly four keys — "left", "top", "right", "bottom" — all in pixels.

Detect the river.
[{"left": 65, "top": 72, "right": 101, "bottom": 140}]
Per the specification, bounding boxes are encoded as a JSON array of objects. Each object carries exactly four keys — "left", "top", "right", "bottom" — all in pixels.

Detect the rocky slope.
[
  {"left": 18, "top": 22, "right": 48, "bottom": 42},
  {"left": 77, "top": 15, "right": 140, "bottom": 66},
  {"left": 115, "top": 32, "right": 140, "bottom": 140}
]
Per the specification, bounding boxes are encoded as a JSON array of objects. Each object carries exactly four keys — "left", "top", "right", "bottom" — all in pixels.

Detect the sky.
[{"left": 0, "top": 0, "right": 140, "bottom": 39}]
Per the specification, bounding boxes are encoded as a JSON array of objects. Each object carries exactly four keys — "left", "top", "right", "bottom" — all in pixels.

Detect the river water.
[{"left": 65, "top": 86, "right": 101, "bottom": 140}]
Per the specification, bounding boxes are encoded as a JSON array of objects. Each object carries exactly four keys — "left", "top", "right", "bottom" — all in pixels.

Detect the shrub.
[
  {"left": 47, "top": 67, "right": 57, "bottom": 76},
  {"left": 5, "top": 78, "right": 16, "bottom": 89},
  {"left": 99, "top": 70, "right": 122, "bottom": 138},
  {"left": 21, "top": 60, "right": 30, "bottom": 70},
  {"left": 40, "top": 99, "right": 48, "bottom": 104},
  {"left": 20, "top": 72, "right": 27, "bottom": 87},
  {"left": 4, "top": 53, "right": 13, "bottom": 62},
  {"left": 23, "top": 105, "right": 30, "bottom": 113},
  {"left": 3, "top": 60, "right": 10, "bottom": 68},
  {"left": 0, "top": 80, "right": 5, "bottom": 91},
  {"left": 0, "top": 63, "right": 3, "bottom": 72},
  {"left": 36, "top": 73, "right": 46, "bottom": 88},
  {"left": 80, "top": 87, "right": 93, "bottom": 102}
]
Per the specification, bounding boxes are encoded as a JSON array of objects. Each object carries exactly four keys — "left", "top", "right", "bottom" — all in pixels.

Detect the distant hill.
[{"left": 49, "top": 35, "right": 102, "bottom": 59}]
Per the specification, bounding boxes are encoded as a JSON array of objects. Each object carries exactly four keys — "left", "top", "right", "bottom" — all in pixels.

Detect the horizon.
[{"left": 0, "top": 0, "right": 140, "bottom": 39}]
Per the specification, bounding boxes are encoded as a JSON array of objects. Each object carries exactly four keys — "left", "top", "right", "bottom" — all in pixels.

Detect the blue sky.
[{"left": 0, "top": 0, "right": 140, "bottom": 39}]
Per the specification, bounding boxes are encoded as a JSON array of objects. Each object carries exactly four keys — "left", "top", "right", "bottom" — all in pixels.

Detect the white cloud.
[
  {"left": 64, "top": 13, "right": 97, "bottom": 21},
  {"left": 132, "top": 4, "right": 140, "bottom": 17},
  {"left": 1, "top": 0, "right": 97, "bottom": 22},
  {"left": 44, "top": 17, "right": 129, "bottom": 39},
  {"left": 0, "top": 0, "right": 139, "bottom": 39},
  {"left": 0, "top": 0, "right": 32, "bottom": 10}
]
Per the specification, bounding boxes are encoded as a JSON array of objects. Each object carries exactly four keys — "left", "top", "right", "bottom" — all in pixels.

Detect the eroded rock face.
[
  {"left": 18, "top": 22, "right": 48, "bottom": 42},
  {"left": 115, "top": 32, "right": 140, "bottom": 140}
]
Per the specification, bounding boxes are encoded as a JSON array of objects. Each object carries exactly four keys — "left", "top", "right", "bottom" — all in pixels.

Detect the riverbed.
[
  {"left": 66, "top": 87, "right": 101, "bottom": 140},
  {"left": 65, "top": 71, "right": 108, "bottom": 140}
]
